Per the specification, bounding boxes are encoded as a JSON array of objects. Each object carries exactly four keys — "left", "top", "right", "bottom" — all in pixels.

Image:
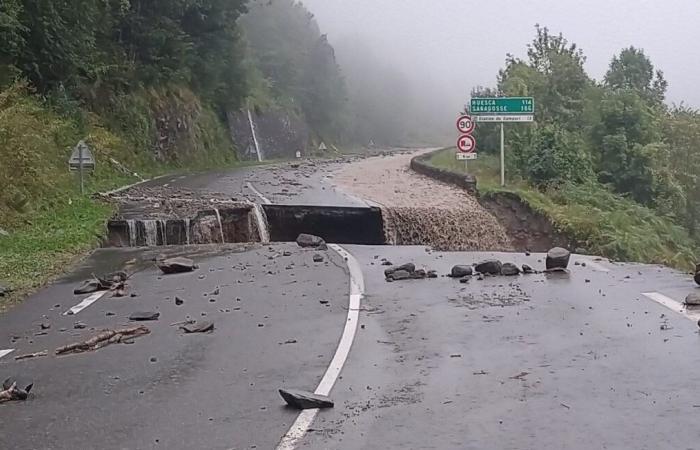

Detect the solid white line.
[
  {"left": 246, "top": 182, "right": 271, "bottom": 204},
  {"left": 642, "top": 292, "right": 700, "bottom": 322},
  {"left": 63, "top": 291, "right": 109, "bottom": 316},
  {"left": 275, "top": 244, "right": 364, "bottom": 450},
  {"left": 0, "top": 349, "right": 15, "bottom": 360}
]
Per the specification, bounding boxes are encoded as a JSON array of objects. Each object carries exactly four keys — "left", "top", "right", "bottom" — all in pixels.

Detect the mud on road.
[{"left": 332, "top": 151, "right": 513, "bottom": 251}]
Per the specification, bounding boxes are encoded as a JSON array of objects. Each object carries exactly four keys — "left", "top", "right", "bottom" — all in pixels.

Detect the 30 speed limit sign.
[
  {"left": 457, "top": 134, "right": 476, "bottom": 153},
  {"left": 457, "top": 115, "right": 475, "bottom": 134}
]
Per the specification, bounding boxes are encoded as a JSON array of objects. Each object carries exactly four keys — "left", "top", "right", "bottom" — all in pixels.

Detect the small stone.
[
  {"left": 296, "top": 234, "right": 327, "bottom": 250},
  {"left": 105, "top": 311, "right": 115, "bottom": 316},
  {"left": 40, "top": 322, "right": 51, "bottom": 330},
  {"left": 459, "top": 277, "right": 470, "bottom": 284},
  {"left": 319, "top": 300, "right": 329, "bottom": 304},
  {"left": 258, "top": 323, "right": 264, "bottom": 327},
  {"left": 150, "top": 357, "right": 157, "bottom": 363},
  {"left": 427, "top": 270, "right": 438, "bottom": 279},
  {"left": 278, "top": 389, "right": 334, "bottom": 409},
  {"left": 158, "top": 257, "right": 197, "bottom": 274},
  {"left": 475, "top": 260, "right": 502, "bottom": 275},
  {"left": 411, "top": 269, "right": 427, "bottom": 279},
  {"left": 581, "top": 262, "right": 587, "bottom": 267},
  {"left": 381, "top": 260, "right": 393, "bottom": 266},
  {"left": 450, "top": 265, "right": 473, "bottom": 278},
  {"left": 685, "top": 293, "right": 700, "bottom": 306},
  {"left": 501, "top": 263, "right": 521, "bottom": 276},
  {"left": 180, "top": 321, "right": 214, "bottom": 333},
  {"left": 210, "top": 288, "right": 220, "bottom": 296},
  {"left": 313, "top": 254, "right": 324, "bottom": 263},
  {"left": 175, "top": 297, "right": 184, "bottom": 306},
  {"left": 129, "top": 311, "right": 160, "bottom": 321},
  {"left": 546, "top": 247, "right": 571, "bottom": 270},
  {"left": 130, "top": 293, "right": 138, "bottom": 298},
  {"left": 283, "top": 251, "right": 292, "bottom": 257},
  {"left": 73, "top": 321, "right": 87, "bottom": 329},
  {"left": 522, "top": 264, "right": 534, "bottom": 274}
]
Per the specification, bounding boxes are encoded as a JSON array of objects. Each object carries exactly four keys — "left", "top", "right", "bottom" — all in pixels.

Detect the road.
[{"left": 2, "top": 150, "right": 700, "bottom": 450}]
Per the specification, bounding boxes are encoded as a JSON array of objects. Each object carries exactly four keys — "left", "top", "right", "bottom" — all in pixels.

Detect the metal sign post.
[
  {"left": 470, "top": 97, "right": 535, "bottom": 187},
  {"left": 69, "top": 140, "right": 95, "bottom": 194}
]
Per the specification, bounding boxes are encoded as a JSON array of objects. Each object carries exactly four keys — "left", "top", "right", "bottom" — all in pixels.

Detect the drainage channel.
[{"left": 106, "top": 204, "right": 386, "bottom": 247}]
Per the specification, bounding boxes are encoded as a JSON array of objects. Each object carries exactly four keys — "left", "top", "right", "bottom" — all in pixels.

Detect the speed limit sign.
[
  {"left": 457, "top": 115, "right": 475, "bottom": 134},
  {"left": 457, "top": 134, "right": 476, "bottom": 153}
]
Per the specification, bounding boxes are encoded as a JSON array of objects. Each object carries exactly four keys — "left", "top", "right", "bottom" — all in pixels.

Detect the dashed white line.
[
  {"left": 246, "top": 182, "right": 271, "bottom": 204},
  {"left": 63, "top": 291, "right": 109, "bottom": 316},
  {"left": 642, "top": 292, "right": 700, "bottom": 322},
  {"left": 275, "top": 244, "right": 364, "bottom": 450},
  {"left": 0, "top": 349, "right": 15, "bottom": 360}
]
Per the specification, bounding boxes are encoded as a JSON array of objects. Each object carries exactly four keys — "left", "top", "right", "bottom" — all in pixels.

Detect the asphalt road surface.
[{"left": 2, "top": 152, "right": 700, "bottom": 450}]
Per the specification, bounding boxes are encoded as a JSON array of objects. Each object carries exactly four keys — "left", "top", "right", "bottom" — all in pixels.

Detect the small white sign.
[
  {"left": 456, "top": 153, "right": 477, "bottom": 160},
  {"left": 474, "top": 115, "right": 534, "bottom": 123}
]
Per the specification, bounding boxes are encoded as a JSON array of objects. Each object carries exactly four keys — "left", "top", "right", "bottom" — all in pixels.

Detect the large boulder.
[
  {"left": 501, "top": 263, "right": 521, "bottom": 276},
  {"left": 158, "top": 257, "right": 197, "bottom": 274},
  {"left": 475, "top": 260, "right": 502, "bottom": 275},
  {"left": 384, "top": 263, "right": 416, "bottom": 277},
  {"left": 279, "top": 389, "right": 334, "bottom": 409},
  {"left": 387, "top": 270, "right": 411, "bottom": 281},
  {"left": 546, "top": 247, "right": 571, "bottom": 270},
  {"left": 450, "top": 265, "right": 473, "bottom": 278},
  {"left": 296, "top": 234, "right": 328, "bottom": 250},
  {"left": 685, "top": 293, "right": 700, "bottom": 306}
]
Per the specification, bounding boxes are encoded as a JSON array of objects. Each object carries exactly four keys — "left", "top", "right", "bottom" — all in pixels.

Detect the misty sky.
[{"left": 303, "top": 0, "right": 700, "bottom": 116}]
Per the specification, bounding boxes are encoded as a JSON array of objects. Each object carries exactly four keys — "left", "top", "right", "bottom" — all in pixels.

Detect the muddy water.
[{"left": 334, "top": 150, "right": 513, "bottom": 251}]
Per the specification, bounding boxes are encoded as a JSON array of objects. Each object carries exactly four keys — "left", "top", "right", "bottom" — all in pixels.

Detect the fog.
[{"left": 303, "top": 0, "right": 700, "bottom": 142}]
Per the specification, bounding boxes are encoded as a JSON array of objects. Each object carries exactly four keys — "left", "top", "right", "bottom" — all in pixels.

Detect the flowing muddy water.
[{"left": 333, "top": 150, "right": 513, "bottom": 251}]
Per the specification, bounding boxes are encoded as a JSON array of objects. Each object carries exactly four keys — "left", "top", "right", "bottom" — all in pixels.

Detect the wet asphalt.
[{"left": 2, "top": 157, "right": 700, "bottom": 449}]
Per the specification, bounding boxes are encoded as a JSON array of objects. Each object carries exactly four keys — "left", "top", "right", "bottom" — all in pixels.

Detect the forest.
[{"left": 468, "top": 26, "right": 700, "bottom": 265}]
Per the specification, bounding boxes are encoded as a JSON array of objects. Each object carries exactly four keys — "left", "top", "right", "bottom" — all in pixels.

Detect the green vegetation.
[
  {"left": 461, "top": 25, "right": 700, "bottom": 269},
  {"left": 428, "top": 148, "right": 697, "bottom": 269}
]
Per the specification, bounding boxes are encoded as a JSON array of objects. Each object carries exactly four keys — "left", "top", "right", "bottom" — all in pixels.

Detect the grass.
[
  {"left": 426, "top": 147, "right": 698, "bottom": 270},
  {"left": 0, "top": 83, "right": 276, "bottom": 309}
]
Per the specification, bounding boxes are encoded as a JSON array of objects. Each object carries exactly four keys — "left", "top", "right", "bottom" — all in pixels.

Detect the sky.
[{"left": 302, "top": 0, "right": 700, "bottom": 119}]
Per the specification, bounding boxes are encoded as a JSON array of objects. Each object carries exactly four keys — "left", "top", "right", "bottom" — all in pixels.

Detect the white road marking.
[
  {"left": 63, "top": 291, "right": 109, "bottom": 316},
  {"left": 276, "top": 244, "right": 364, "bottom": 450},
  {"left": 0, "top": 349, "right": 14, "bottom": 360},
  {"left": 642, "top": 292, "right": 700, "bottom": 322},
  {"left": 246, "top": 182, "right": 271, "bottom": 204}
]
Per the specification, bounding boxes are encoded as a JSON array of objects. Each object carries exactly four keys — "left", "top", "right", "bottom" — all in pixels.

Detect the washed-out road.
[{"left": 1, "top": 150, "right": 699, "bottom": 450}]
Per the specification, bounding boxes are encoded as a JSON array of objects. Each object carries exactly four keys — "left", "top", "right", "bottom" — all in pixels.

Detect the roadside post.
[
  {"left": 470, "top": 97, "right": 535, "bottom": 186},
  {"left": 68, "top": 140, "right": 95, "bottom": 194},
  {"left": 456, "top": 114, "right": 477, "bottom": 170}
]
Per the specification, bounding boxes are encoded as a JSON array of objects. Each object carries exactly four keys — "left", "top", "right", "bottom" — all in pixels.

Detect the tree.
[
  {"left": 665, "top": 106, "right": 700, "bottom": 236},
  {"left": 0, "top": 0, "right": 26, "bottom": 87},
  {"left": 519, "top": 123, "right": 594, "bottom": 186},
  {"left": 604, "top": 47, "right": 667, "bottom": 104}
]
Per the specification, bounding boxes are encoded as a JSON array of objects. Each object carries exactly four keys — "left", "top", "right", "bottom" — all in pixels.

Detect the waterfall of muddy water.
[
  {"left": 247, "top": 109, "right": 263, "bottom": 162},
  {"left": 184, "top": 218, "right": 191, "bottom": 245},
  {"left": 143, "top": 220, "right": 159, "bottom": 247},
  {"left": 214, "top": 209, "right": 226, "bottom": 244},
  {"left": 159, "top": 220, "right": 167, "bottom": 245},
  {"left": 251, "top": 203, "right": 270, "bottom": 243},
  {"left": 380, "top": 206, "right": 512, "bottom": 252},
  {"left": 127, "top": 220, "right": 137, "bottom": 247}
]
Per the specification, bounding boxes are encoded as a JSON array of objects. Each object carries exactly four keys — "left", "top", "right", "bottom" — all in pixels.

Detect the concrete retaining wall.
[{"left": 410, "top": 150, "right": 477, "bottom": 195}]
